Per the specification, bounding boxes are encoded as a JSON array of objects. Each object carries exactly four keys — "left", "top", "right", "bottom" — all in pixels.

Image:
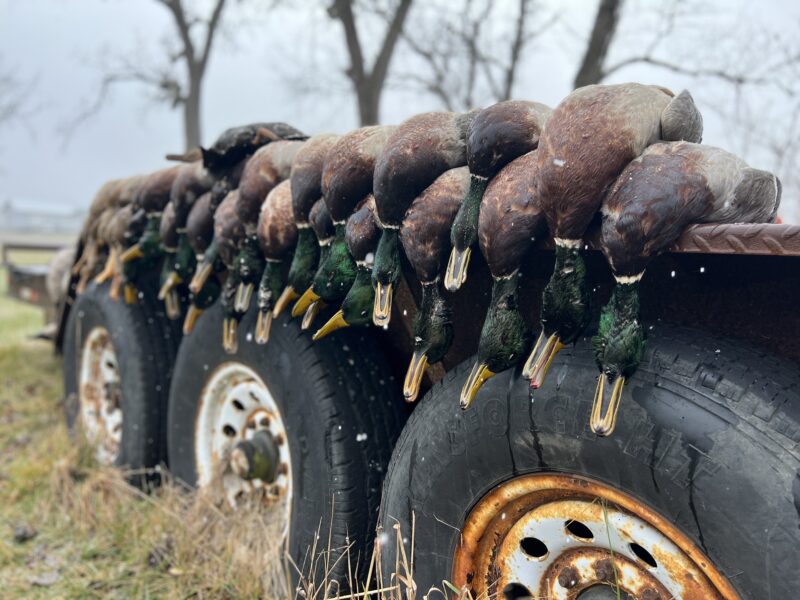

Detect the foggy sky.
[{"left": 1, "top": 0, "right": 797, "bottom": 221}]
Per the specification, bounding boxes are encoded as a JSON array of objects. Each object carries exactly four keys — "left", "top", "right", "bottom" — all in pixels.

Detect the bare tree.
[
  {"left": 393, "top": 0, "right": 555, "bottom": 112},
  {"left": 573, "top": 0, "right": 623, "bottom": 88},
  {"left": 68, "top": 0, "right": 229, "bottom": 150},
  {"left": 0, "top": 58, "right": 35, "bottom": 130},
  {"left": 328, "top": 0, "right": 413, "bottom": 125}
]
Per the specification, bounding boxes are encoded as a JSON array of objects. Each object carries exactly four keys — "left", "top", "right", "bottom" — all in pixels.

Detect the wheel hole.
[
  {"left": 519, "top": 537, "right": 548, "bottom": 560},
  {"left": 565, "top": 519, "right": 594, "bottom": 541},
  {"left": 629, "top": 542, "right": 657, "bottom": 568},
  {"left": 232, "top": 399, "right": 245, "bottom": 411},
  {"left": 503, "top": 582, "right": 533, "bottom": 599},
  {"left": 105, "top": 360, "right": 116, "bottom": 370},
  {"left": 222, "top": 424, "right": 237, "bottom": 437}
]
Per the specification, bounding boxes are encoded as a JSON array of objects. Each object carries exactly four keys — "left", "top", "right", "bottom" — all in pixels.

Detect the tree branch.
[
  {"left": 199, "top": 0, "right": 228, "bottom": 74},
  {"left": 369, "top": 0, "right": 413, "bottom": 90}
]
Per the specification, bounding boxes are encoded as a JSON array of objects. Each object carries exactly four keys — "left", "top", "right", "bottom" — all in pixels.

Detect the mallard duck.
[
  {"left": 183, "top": 191, "right": 218, "bottom": 334},
  {"left": 188, "top": 157, "right": 249, "bottom": 295},
  {"left": 201, "top": 122, "right": 306, "bottom": 177},
  {"left": 522, "top": 83, "right": 703, "bottom": 388},
  {"left": 156, "top": 200, "right": 184, "bottom": 319},
  {"left": 459, "top": 151, "right": 547, "bottom": 408},
  {"left": 231, "top": 140, "right": 304, "bottom": 314},
  {"left": 254, "top": 180, "right": 297, "bottom": 343},
  {"left": 213, "top": 190, "right": 247, "bottom": 353},
  {"left": 312, "top": 195, "right": 380, "bottom": 340},
  {"left": 273, "top": 134, "right": 341, "bottom": 316},
  {"left": 157, "top": 161, "right": 213, "bottom": 309},
  {"left": 293, "top": 126, "right": 395, "bottom": 324},
  {"left": 445, "top": 100, "right": 551, "bottom": 290},
  {"left": 591, "top": 141, "right": 780, "bottom": 436},
  {"left": 290, "top": 198, "right": 335, "bottom": 329},
  {"left": 372, "top": 110, "right": 478, "bottom": 326},
  {"left": 119, "top": 165, "right": 182, "bottom": 302},
  {"left": 400, "top": 167, "right": 470, "bottom": 402}
]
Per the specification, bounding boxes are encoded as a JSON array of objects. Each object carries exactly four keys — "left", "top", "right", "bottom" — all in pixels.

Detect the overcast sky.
[{"left": 1, "top": 0, "right": 798, "bottom": 221}]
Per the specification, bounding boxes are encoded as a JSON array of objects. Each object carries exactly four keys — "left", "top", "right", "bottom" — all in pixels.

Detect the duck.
[
  {"left": 182, "top": 191, "right": 219, "bottom": 334},
  {"left": 292, "top": 126, "right": 395, "bottom": 324},
  {"left": 400, "top": 167, "right": 471, "bottom": 402},
  {"left": 254, "top": 180, "right": 297, "bottom": 343},
  {"left": 157, "top": 200, "right": 184, "bottom": 319},
  {"left": 312, "top": 195, "right": 380, "bottom": 340},
  {"left": 290, "top": 198, "right": 335, "bottom": 329},
  {"left": 522, "top": 82, "right": 703, "bottom": 389},
  {"left": 119, "top": 165, "right": 183, "bottom": 303},
  {"left": 445, "top": 100, "right": 551, "bottom": 290},
  {"left": 103, "top": 203, "right": 140, "bottom": 301},
  {"left": 591, "top": 141, "right": 780, "bottom": 436},
  {"left": 273, "top": 134, "right": 341, "bottom": 316},
  {"left": 231, "top": 140, "right": 304, "bottom": 315},
  {"left": 73, "top": 179, "right": 124, "bottom": 283},
  {"left": 372, "top": 110, "right": 478, "bottom": 326},
  {"left": 200, "top": 122, "right": 307, "bottom": 178},
  {"left": 213, "top": 190, "right": 247, "bottom": 353},
  {"left": 188, "top": 155, "right": 250, "bottom": 296},
  {"left": 157, "top": 161, "right": 214, "bottom": 310},
  {"left": 459, "top": 151, "right": 548, "bottom": 408}
]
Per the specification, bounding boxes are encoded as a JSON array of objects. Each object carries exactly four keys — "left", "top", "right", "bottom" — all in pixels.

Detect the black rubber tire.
[
  {"left": 167, "top": 300, "right": 407, "bottom": 585},
  {"left": 63, "top": 280, "right": 181, "bottom": 483},
  {"left": 379, "top": 324, "right": 800, "bottom": 599}
]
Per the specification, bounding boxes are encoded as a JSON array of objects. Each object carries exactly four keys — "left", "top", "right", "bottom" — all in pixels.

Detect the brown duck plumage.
[
  {"left": 309, "top": 198, "right": 335, "bottom": 245},
  {"left": 537, "top": 83, "right": 702, "bottom": 240},
  {"left": 134, "top": 165, "right": 183, "bottom": 215},
  {"left": 214, "top": 190, "right": 245, "bottom": 269},
  {"left": 346, "top": 196, "right": 380, "bottom": 263},
  {"left": 258, "top": 180, "right": 297, "bottom": 260},
  {"left": 323, "top": 126, "right": 396, "bottom": 223},
  {"left": 290, "top": 134, "right": 340, "bottom": 225},
  {"left": 401, "top": 167, "right": 470, "bottom": 284},
  {"left": 159, "top": 201, "right": 179, "bottom": 250},
  {"left": 186, "top": 191, "right": 215, "bottom": 256},
  {"left": 170, "top": 161, "right": 213, "bottom": 226},
  {"left": 478, "top": 151, "right": 547, "bottom": 278},
  {"left": 236, "top": 140, "right": 305, "bottom": 230},
  {"left": 601, "top": 142, "right": 780, "bottom": 277}
]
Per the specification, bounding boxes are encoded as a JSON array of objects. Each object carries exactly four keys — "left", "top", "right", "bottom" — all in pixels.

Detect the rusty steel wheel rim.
[
  {"left": 452, "top": 473, "right": 739, "bottom": 600},
  {"left": 78, "top": 326, "right": 123, "bottom": 465},
  {"left": 195, "top": 362, "right": 292, "bottom": 522}
]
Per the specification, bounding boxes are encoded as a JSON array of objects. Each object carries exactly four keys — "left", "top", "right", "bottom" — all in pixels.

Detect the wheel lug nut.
[
  {"left": 641, "top": 589, "right": 660, "bottom": 600},
  {"left": 557, "top": 566, "right": 579, "bottom": 589},
  {"left": 274, "top": 433, "right": 285, "bottom": 446},
  {"left": 594, "top": 558, "right": 614, "bottom": 582},
  {"left": 259, "top": 416, "right": 270, "bottom": 427}
]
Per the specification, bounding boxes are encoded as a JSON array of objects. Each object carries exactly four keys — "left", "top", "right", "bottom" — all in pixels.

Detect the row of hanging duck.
[{"left": 75, "top": 82, "right": 781, "bottom": 437}]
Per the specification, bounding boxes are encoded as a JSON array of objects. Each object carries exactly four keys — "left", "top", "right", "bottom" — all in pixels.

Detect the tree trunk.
[
  {"left": 183, "top": 77, "right": 202, "bottom": 150},
  {"left": 357, "top": 84, "right": 381, "bottom": 126},
  {"left": 573, "top": 0, "right": 624, "bottom": 89}
]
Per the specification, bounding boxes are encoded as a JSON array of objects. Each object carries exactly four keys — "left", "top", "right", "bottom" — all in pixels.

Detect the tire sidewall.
[
  {"left": 63, "top": 282, "right": 163, "bottom": 471},
  {"left": 379, "top": 325, "right": 800, "bottom": 599}
]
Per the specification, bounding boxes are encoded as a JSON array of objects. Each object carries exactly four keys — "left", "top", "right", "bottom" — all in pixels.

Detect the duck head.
[
  {"left": 291, "top": 199, "right": 334, "bottom": 326},
  {"left": 445, "top": 175, "right": 489, "bottom": 291},
  {"left": 274, "top": 227, "right": 318, "bottom": 317},
  {"left": 523, "top": 242, "right": 591, "bottom": 388},
  {"left": 591, "top": 280, "right": 644, "bottom": 436},
  {"left": 183, "top": 272, "right": 221, "bottom": 335},
  {"left": 313, "top": 264, "right": 374, "bottom": 340},
  {"left": 294, "top": 223, "right": 357, "bottom": 328},
  {"left": 403, "top": 282, "right": 453, "bottom": 403},
  {"left": 460, "top": 274, "right": 530, "bottom": 409},
  {"left": 254, "top": 260, "right": 284, "bottom": 344},
  {"left": 371, "top": 226, "right": 402, "bottom": 326},
  {"left": 231, "top": 235, "right": 265, "bottom": 314},
  {"left": 158, "top": 232, "right": 196, "bottom": 313}
]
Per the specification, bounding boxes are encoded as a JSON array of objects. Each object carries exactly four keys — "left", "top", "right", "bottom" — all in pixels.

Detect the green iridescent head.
[
  {"left": 541, "top": 245, "right": 591, "bottom": 343},
  {"left": 312, "top": 224, "right": 357, "bottom": 303},
  {"left": 592, "top": 282, "right": 645, "bottom": 383},
  {"left": 371, "top": 227, "right": 402, "bottom": 326}
]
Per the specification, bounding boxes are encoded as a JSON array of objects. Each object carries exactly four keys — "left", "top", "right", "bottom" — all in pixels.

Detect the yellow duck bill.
[
  {"left": 234, "top": 282, "right": 254, "bottom": 313},
  {"left": 403, "top": 351, "right": 428, "bottom": 403},
  {"left": 189, "top": 262, "right": 213, "bottom": 295},
  {"left": 313, "top": 310, "right": 349, "bottom": 341},
  {"left": 120, "top": 244, "right": 143, "bottom": 264},
  {"left": 591, "top": 375, "right": 625, "bottom": 437},
  {"left": 301, "top": 301, "right": 322, "bottom": 330},
  {"left": 93, "top": 251, "right": 117, "bottom": 284},
  {"left": 255, "top": 309, "right": 273, "bottom": 345},
  {"left": 292, "top": 287, "right": 320, "bottom": 318},
  {"left": 372, "top": 281, "right": 393, "bottom": 327},
  {"left": 158, "top": 271, "right": 182, "bottom": 301},
  {"left": 222, "top": 318, "right": 238, "bottom": 354},
  {"left": 123, "top": 283, "right": 138, "bottom": 305},
  {"left": 444, "top": 246, "right": 471, "bottom": 292},
  {"left": 182, "top": 305, "right": 203, "bottom": 335},
  {"left": 459, "top": 362, "right": 496, "bottom": 410},
  {"left": 523, "top": 331, "right": 566, "bottom": 388},
  {"left": 163, "top": 289, "right": 181, "bottom": 320},
  {"left": 273, "top": 286, "right": 299, "bottom": 317}
]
